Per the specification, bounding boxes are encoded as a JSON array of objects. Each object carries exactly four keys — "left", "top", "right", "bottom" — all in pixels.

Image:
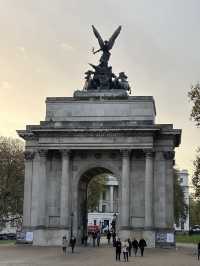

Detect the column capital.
[
  {"left": 24, "top": 151, "right": 35, "bottom": 161},
  {"left": 120, "top": 149, "right": 131, "bottom": 157},
  {"left": 163, "top": 151, "right": 175, "bottom": 160},
  {"left": 144, "top": 149, "right": 154, "bottom": 158},
  {"left": 38, "top": 149, "right": 48, "bottom": 158},
  {"left": 60, "top": 149, "right": 71, "bottom": 157}
]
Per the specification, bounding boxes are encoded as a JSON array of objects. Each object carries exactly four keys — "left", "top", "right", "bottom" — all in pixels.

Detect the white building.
[
  {"left": 175, "top": 169, "right": 190, "bottom": 232},
  {"left": 88, "top": 175, "right": 119, "bottom": 230}
]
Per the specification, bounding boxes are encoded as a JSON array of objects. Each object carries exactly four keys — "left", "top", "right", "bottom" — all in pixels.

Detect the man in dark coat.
[
  {"left": 198, "top": 241, "right": 200, "bottom": 260},
  {"left": 138, "top": 238, "right": 147, "bottom": 256},
  {"left": 112, "top": 231, "right": 116, "bottom": 247},
  {"left": 132, "top": 238, "right": 139, "bottom": 256},
  {"left": 115, "top": 238, "right": 122, "bottom": 261},
  {"left": 70, "top": 236, "right": 76, "bottom": 253},
  {"left": 107, "top": 230, "right": 111, "bottom": 245},
  {"left": 127, "top": 238, "right": 132, "bottom": 256}
]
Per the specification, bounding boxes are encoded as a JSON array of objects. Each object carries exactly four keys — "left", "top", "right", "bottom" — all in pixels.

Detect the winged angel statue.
[{"left": 92, "top": 25, "right": 122, "bottom": 66}]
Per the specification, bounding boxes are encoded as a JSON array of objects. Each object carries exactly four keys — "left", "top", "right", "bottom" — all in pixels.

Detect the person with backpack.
[{"left": 138, "top": 238, "right": 147, "bottom": 257}]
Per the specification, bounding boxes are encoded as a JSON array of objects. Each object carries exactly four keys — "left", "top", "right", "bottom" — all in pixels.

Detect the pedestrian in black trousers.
[
  {"left": 115, "top": 238, "right": 122, "bottom": 261},
  {"left": 70, "top": 236, "right": 76, "bottom": 253},
  {"left": 138, "top": 238, "right": 147, "bottom": 257},
  {"left": 132, "top": 238, "right": 139, "bottom": 256},
  {"left": 198, "top": 241, "right": 200, "bottom": 260},
  {"left": 128, "top": 238, "right": 132, "bottom": 256}
]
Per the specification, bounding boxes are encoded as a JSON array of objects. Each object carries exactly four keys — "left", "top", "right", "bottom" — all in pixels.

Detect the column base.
[
  {"left": 155, "top": 229, "right": 175, "bottom": 248},
  {"left": 143, "top": 230, "right": 155, "bottom": 248},
  {"left": 33, "top": 228, "right": 70, "bottom": 245},
  {"left": 17, "top": 228, "right": 70, "bottom": 246},
  {"left": 119, "top": 228, "right": 155, "bottom": 248}
]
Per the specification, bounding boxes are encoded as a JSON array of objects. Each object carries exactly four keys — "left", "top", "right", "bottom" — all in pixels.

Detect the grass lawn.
[
  {"left": 176, "top": 234, "right": 200, "bottom": 244},
  {"left": 0, "top": 240, "right": 15, "bottom": 245}
]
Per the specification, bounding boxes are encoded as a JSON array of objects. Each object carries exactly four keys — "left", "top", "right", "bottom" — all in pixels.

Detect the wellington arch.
[{"left": 17, "top": 26, "right": 181, "bottom": 247}]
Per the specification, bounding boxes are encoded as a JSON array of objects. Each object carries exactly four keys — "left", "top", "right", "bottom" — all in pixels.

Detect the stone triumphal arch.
[
  {"left": 18, "top": 26, "right": 181, "bottom": 247},
  {"left": 18, "top": 95, "right": 181, "bottom": 247}
]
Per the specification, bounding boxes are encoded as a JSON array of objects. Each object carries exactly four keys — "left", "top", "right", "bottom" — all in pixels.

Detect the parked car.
[
  {"left": 7, "top": 233, "right": 16, "bottom": 240},
  {"left": 190, "top": 225, "right": 200, "bottom": 234},
  {"left": 0, "top": 234, "right": 8, "bottom": 240}
]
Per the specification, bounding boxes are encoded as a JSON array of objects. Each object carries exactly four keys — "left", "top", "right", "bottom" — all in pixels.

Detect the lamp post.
[{"left": 70, "top": 212, "right": 74, "bottom": 238}]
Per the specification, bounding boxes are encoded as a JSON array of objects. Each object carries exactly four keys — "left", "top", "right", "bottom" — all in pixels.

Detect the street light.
[{"left": 70, "top": 212, "right": 74, "bottom": 238}]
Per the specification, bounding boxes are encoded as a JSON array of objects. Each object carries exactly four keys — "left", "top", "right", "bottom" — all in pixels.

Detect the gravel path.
[{"left": 0, "top": 244, "right": 198, "bottom": 266}]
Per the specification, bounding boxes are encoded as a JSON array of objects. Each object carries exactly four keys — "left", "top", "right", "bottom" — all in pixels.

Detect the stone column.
[
  {"left": 23, "top": 151, "right": 35, "bottom": 227},
  {"left": 38, "top": 150, "right": 48, "bottom": 226},
  {"left": 120, "top": 150, "right": 130, "bottom": 228},
  {"left": 164, "top": 151, "right": 175, "bottom": 228},
  {"left": 99, "top": 192, "right": 103, "bottom": 212},
  {"left": 110, "top": 185, "right": 114, "bottom": 212},
  {"left": 60, "top": 150, "right": 70, "bottom": 227},
  {"left": 154, "top": 152, "right": 166, "bottom": 228},
  {"left": 144, "top": 150, "right": 154, "bottom": 229}
]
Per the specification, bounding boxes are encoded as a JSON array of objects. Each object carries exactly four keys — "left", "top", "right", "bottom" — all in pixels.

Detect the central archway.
[{"left": 75, "top": 165, "right": 120, "bottom": 242}]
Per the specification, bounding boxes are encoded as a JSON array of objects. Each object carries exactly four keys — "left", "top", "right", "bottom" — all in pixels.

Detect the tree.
[
  {"left": 189, "top": 197, "right": 200, "bottom": 226},
  {"left": 87, "top": 174, "right": 107, "bottom": 212},
  {"left": 191, "top": 149, "right": 200, "bottom": 198},
  {"left": 174, "top": 169, "right": 188, "bottom": 224},
  {"left": 188, "top": 83, "right": 200, "bottom": 126},
  {"left": 0, "top": 136, "right": 24, "bottom": 225},
  {"left": 188, "top": 84, "right": 200, "bottom": 198}
]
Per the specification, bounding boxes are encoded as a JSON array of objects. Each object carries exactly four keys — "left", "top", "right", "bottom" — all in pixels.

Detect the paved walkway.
[{"left": 0, "top": 244, "right": 199, "bottom": 266}]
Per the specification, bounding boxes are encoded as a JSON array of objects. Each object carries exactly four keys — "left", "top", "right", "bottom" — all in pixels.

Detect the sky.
[{"left": 0, "top": 0, "right": 200, "bottom": 180}]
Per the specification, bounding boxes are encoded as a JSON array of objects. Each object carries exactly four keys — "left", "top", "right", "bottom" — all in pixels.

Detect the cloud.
[
  {"left": 1, "top": 81, "right": 12, "bottom": 90},
  {"left": 60, "top": 42, "right": 74, "bottom": 52},
  {"left": 17, "top": 46, "right": 26, "bottom": 53}
]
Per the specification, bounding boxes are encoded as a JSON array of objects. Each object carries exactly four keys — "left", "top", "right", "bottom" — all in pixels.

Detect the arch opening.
[{"left": 77, "top": 167, "right": 119, "bottom": 242}]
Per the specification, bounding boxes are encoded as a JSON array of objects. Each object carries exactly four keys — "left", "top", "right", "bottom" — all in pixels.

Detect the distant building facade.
[
  {"left": 88, "top": 175, "right": 119, "bottom": 230},
  {"left": 175, "top": 169, "right": 190, "bottom": 231}
]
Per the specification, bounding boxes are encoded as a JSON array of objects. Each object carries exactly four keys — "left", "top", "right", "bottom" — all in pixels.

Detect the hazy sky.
[{"left": 0, "top": 0, "right": 200, "bottom": 179}]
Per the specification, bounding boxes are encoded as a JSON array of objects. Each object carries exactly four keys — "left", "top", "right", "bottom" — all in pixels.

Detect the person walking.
[
  {"left": 112, "top": 231, "right": 116, "bottom": 247},
  {"left": 107, "top": 230, "right": 111, "bottom": 245},
  {"left": 115, "top": 238, "right": 122, "bottom": 261},
  {"left": 62, "top": 236, "right": 68, "bottom": 256},
  {"left": 84, "top": 234, "right": 88, "bottom": 246},
  {"left": 138, "top": 238, "right": 147, "bottom": 257},
  {"left": 127, "top": 238, "right": 132, "bottom": 256},
  {"left": 132, "top": 238, "right": 139, "bottom": 256},
  {"left": 122, "top": 241, "right": 129, "bottom": 262},
  {"left": 70, "top": 236, "right": 76, "bottom": 253},
  {"left": 97, "top": 231, "right": 101, "bottom": 247},
  {"left": 198, "top": 241, "right": 200, "bottom": 260},
  {"left": 92, "top": 231, "right": 97, "bottom": 247}
]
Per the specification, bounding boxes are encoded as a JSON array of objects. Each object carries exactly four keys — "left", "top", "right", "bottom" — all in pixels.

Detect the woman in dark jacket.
[
  {"left": 138, "top": 238, "right": 147, "bottom": 256},
  {"left": 132, "top": 238, "right": 139, "bottom": 256}
]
